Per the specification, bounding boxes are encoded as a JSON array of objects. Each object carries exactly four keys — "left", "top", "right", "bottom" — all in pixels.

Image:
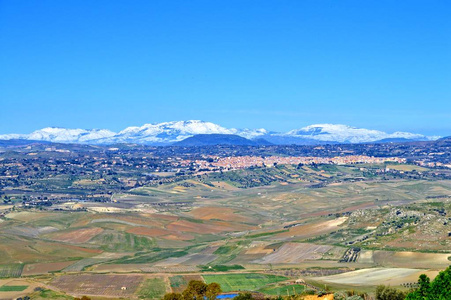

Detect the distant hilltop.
[
  {"left": 0, "top": 120, "right": 440, "bottom": 146},
  {"left": 173, "top": 134, "right": 272, "bottom": 146}
]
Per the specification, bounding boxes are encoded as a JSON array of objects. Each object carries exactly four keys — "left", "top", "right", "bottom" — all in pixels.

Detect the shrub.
[
  {"left": 233, "top": 292, "right": 254, "bottom": 300},
  {"left": 375, "top": 285, "right": 407, "bottom": 300}
]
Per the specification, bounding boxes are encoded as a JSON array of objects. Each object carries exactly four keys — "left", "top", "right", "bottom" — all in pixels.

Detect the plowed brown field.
[
  {"left": 22, "top": 261, "right": 74, "bottom": 276},
  {"left": 48, "top": 227, "right": 103, "bottom": 243},
  {"left": 127, "top": 227, "right": 193, "bottom": 240},
  {"left": 189, "top": 207, "right": 249, "bottom": 222}
]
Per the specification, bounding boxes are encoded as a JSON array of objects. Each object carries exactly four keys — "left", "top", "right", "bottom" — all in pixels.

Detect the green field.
[
  {"left": 169, "top": 275, "right": 186, "bottom": 291},
  {"left": 258, "top": 284, "right": 305, "bottom": 296},
  {"left": 214, "top": 245, "right": 237, "bottom": 255},
  {"left": 111, "top": 249, "right": 189, "bottom": 264},
  {"left": 28, "top": 288, "right": 73, "bottom": 299},
  {"left": 0, "top": 285, "right": 28, "bottom": 291},
  {"left": 200, "top": 265, "right": 245, "bottom": 272},
  {"left": 138, "top": 278, "right": 167, "bottom": 299},
  {"left": 203, "top": 273, "right": 288, "bottom": 292}
]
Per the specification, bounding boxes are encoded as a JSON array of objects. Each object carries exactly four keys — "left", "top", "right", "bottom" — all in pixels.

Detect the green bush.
[
  {"left": 375, "top": 285, "right": 407, "bottom": 300},
  {"left": 406, "top": 266, "right": 451, "bottom": 300},
  {"left": 233, "top": 292, "right": 253, "bottom": 300}
]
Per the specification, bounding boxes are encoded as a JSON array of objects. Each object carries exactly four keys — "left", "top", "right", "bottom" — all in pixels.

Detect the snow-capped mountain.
[
  {"left": 0, "top": 127, "right": 116, "bottom": 143},
  {"left": 0, "top": 121, "right": 439, "bottom": 145},
  {"left": 235, "top": 128, "right": 269, "bottom": 139},
  {"left": 282, "top": 124, "right": 436, "bottom": 144},
  {"left": 99, "top": 120, "right": 236, "bottom": 144},
  {"left": 93, "top": 121, "right": 270, "bottom": 144}
]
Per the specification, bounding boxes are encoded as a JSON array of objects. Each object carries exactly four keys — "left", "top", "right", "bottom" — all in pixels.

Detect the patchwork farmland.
[{"left": 1, "top": 161, "right": 451, "bottom": 298}]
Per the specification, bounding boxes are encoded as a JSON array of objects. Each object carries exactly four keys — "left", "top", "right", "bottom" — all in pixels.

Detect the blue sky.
[{"left": 1, "top": 0, "right": 450, "bottom": 135}]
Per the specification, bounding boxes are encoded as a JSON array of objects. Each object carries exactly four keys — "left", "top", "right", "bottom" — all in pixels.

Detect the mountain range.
[
  {"left": 173, "top": 134, "right": 271, "bottom": 146},
  {"left": 0, "top": 120, "right": 440, "bottom": 146}
]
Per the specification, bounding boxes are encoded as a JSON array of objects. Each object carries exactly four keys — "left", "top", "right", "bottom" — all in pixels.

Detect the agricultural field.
[
  {"left": 203, "top": 273, "right": 289, "bottom": 292},
  {"left": 50, "top": 274, "right": 145, "bottom": 297},
  {"left": 369, "top": 251, "right": 451, "bottom": 269},
  {"left": 0, "top": 285, "right": 28, "bottom": 292},
  {"left": 0, "top": 264, "right": 23, "bottom": 278},
  {"left": 1, "top": 163, "right": 451, "bottom": 298},
  {"left": 44, "top": 227, "right": 104, "bottom": 243},
  {"left": 0, "top": 279, "right": 37, "bottom": 299},
  {"left": 258, "top": 284, "right": 305, "bottom": 296},
  {"left": 313, "top": 268, "right": 440, "bottom": 286},
  {"left": 137, "top": 278, "right": 168, "bottom": 299},
  {"left": 254, "top": 243, "right": 336, "bottom": 264},
  {"left": 170, "top": 275, "right": 188, "bottom": 292},
  {"left": 27, "top": 288, "right": 74, "bottom": 299},
  {"left": 22, "top": 261, "right": 74, "bottom": 276},
  {"left": 170, "top": 275, "right": 204, "bottom": 292}
]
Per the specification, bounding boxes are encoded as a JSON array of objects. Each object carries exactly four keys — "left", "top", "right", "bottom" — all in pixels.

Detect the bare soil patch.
[
  {"left": 22, "top": 261, "right": 74, "bottom": 276},
  {"left": 91, "top": 264, "right": 145, "bottom": 273},
  {"left": 245, "top": 242, "right": 275, "bottom": 255},
  {"left": 50, "top": 274, "right": 144, "bottom": 297},
  {"left": 163, "top": 233, "right": 195, "bottom": 241},
  {"left": 48, "top": 227, "right": 103, "bottom": 243},
  {"left": 372, "top": 251, "right": 451, "bottom": 269},
  {"left": 315, "top": 268, "right": 438, "bottom": 286},
  {"left": 278, "top": 217, "right": 347, "bottom": 239},
  {"left": 189, "top": 207, "right": 249, "bottom": 222},
  {"left": 167, "top": 220, "right": 230, "bottom": 234},
  {"left": 255, "top": 243, "right": 333, "bottom": 264},
  {"left": 127, "top": 227, "right": 170, "bottom": 236}
]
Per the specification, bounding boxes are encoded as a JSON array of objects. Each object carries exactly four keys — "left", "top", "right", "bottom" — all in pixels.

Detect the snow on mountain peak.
[
  {"left": 115, "top": 120, "right": 235, "bottom": 143},
  {"left": 0, "top": 127, "right": 116, "bottom": 143},
  {"left": 236, "top": 128, "right": 268, "bottom": 139},
  {"left": 0, "top": 121, "right": 439, "bottom": 145},
  {"left": 286, "top": 124, "right": 431, "bottom": 143}
]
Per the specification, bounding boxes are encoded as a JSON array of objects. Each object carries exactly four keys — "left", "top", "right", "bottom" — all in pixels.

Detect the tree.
[
  {"left": 186, "top": 280, "right": 207, "bottom": 299},
  {"left": 182, "top": 288, "right": 195, "bottom": 300},
  {"left": 406, "top": 274, "right": 431, "bottom": 300},
  {"left": 164, "top": 281, "right": 223, "bottom": 300},
  {"left": 206, "top": 282, "right": 222, "bottom": 300},
  {"left": 164, "top": 293, "right": 183, "bottom": 300},
  {"left": 168, "top": 280, "right": 211, "bottom": 300},
  {"left": 418, "top": 274, "right": 431, "bottom": 298},
  {"left": 406, "top": 266, "right": 451, "bottom": 299},
  {"left": 429, "top": 267, "right": 451, "bottom": 299}
]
